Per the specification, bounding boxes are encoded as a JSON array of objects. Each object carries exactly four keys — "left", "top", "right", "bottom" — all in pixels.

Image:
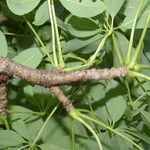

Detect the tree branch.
[
  {"left": 0, "top": 73, "right": 9, "bottom": 115},
  {"left": 50, "top": 86, "right": 74, "bottom": 111},
  {"left": 0, "top": 57, "right": 128, "bottom": 87}
]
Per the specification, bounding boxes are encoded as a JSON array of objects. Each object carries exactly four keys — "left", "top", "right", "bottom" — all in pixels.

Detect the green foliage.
[
  {"left": 59, "top": 0, "right": 105, "bottom": 18},
  {"left": 13, "top": 47, "right": 43, "bottom": 68},
  {"left": 0, "top": 0, "right": 150, "bottom": 150},
  {"left": 0, "top": 30, "right": 7, "bottom": 57},
  {"left": 33, "top": 1, "right": 49, "bottom": 26},
  {"left": 6, "top": 0, "right": 41, "bottom": 15}
]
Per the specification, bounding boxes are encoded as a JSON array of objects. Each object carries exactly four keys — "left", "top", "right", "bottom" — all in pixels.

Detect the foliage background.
[{"left": 0, "top": 0, "right": 150, "bottom": 150}]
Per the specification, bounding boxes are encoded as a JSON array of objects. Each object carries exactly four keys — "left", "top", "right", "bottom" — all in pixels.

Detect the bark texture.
[{"left": 0, "top": 57, "right": 128, "bottom": 87}]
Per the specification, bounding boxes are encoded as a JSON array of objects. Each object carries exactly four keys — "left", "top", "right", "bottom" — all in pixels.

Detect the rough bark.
[{"left": 0, "top": 57, "right": 128, "bottom": 87}]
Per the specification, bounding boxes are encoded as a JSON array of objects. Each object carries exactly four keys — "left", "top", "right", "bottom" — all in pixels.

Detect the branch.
[
  {"left": 50, "top": 86, "right": 74, "bottom": 111},
  {"left": 0, "top": 57, "right": 128, "bottom": 87},
  {"left": 0, "top": 17, "right": 15, "bottom": 25},
  {"left": 0, "top": 73, "right": 9, "bottom": 115}
]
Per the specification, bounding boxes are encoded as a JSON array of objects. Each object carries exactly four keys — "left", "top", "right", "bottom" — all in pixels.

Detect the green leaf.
[
  {"left": 9, "top": 105, "right": 35, "bottom": 121},
  {"left": 27, "top": 118, "right": 44, "bottom": 140},
  {"left": 139, "top": 109, "right": 150, "bottom": 129},
  {"left": 38, "top": 26, "right": 52, "bottom": 41},
  {"left": 111, "top": 135, "right": 131, "bottom": 150},
  {"left": 139, "top": 52, "right": 150, "bottom": 76},
  {"left": 12, "top": 119, "right": 30, "bottom": 140},
  {"left": 113, "top": 32, "right": 135, "bottom": 66},
  {"left": 75, "top": 135, "right": 100, "bottom": 150},
  {"left": 13, "top": 47, "right": 43, "bottom": 68},
  {"left": 96, "top": 105, "right": 112, "bottom": 124},
  {"left": 134, "top": 78, "right": 150, "bottom": 96},
  {"left": 59, "top": 0, "right": 105, "bottom": 18},
  {"left": 6, "top": 0, "right": 41, "bottom": 15},
  {"left": 123, "top": 127, "right": 150, "bottom": 144},
  {"left": 104, "top": 0, "right": 125, "bottom": 18},
  {"left": 42, "top": 117, "right": 70, "bottom": 143},
  {"left": 0, "top": 130, "right": 25, "bottom": 146},
  {"left": 106, "top": 96, "right": 126, "bottom": 123},
  {"left": 65, "top": 15, "right": 101, "bottom": 38},
  {"left": 33, "top": 1, "right": 49, "bottom": 26},
  {"left": 62, "top": 34, "right": 103, "bottom": 53},
  {"left": 0, "top": 30, "right": 8, "bottom": 57},
  {"left": 120, "top": 0, "right": 150, "bottom": 29},
  {"left": 87, "top": 82, "right": 105, "bottom": 102},
  {"left": 39, "top": 144, "right": 68, "bottom": 150},
  {"left": 105, "top": 80, "right": 127, "bottom": 123}
]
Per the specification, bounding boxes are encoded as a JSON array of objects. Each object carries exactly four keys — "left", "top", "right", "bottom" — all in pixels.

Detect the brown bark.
[
  {"left": 0, "top": 57, "right": 128, "bottom": 87},
  {"left": 50, "top": 86, "right": 74, "bottom": 111},
  {"left": 0, "top": 73, "right": 9, "bottom": 115}
]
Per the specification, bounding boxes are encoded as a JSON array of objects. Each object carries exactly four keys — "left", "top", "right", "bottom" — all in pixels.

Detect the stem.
[
  {"left": 32, "top": 106, "right": 57, "bottom": 144},
  {"left": 139, "top": 65, "right": 150, "bottom": 69},
  {"left": 6, "top": 109, "right": 46, "bottom": 116},
  {"left": 18, "top": 145, "right": 29, "bottom": 150},
  {"left": 51, "top": 0, "right": 65, "bottom": 68},
  {"left": 47, "top": 0, "right": 58, "bottom": 67},
  {"left": 70, "top": 117, "right": 75, "bottom": 150},
  {"left": 129, "top": 13, "right": 150, "bottom": 68},
  {"left": 112, "top": 33, "right": 124, "bottom": 65},
  {"left": 64, "top": 54, "right": 87, "bottom": 63},
  {"left": 125, "top": 0, "right": 144, "bottom": 64},
  {"left": 69, "top": 109, "right": 103, "bottom": 150},
  {"left": 0, "top": 115, "right": 10, "bottom": 130},
  {"left": 78, "top": 118, "right": 103, "bottom": 150},
  {"left": 125, "top": 80, "right": 133, "bottom": 106},
  {"left": 87, "top": 30, "right": 112, "bottom": 66},
  {"left": 79, "top": 112, "right": 143, "bottom": 150},
  {"left": 128, "top": 71, "right": 150, "bottom": 81},
  {"left": 132, "top": 91, "right": 149, "bottom": 106},
  {"left": 24, "top": 17, "right": 54, "bottom": 66},
  {"left": 64, "top": 64, "right": 88, "bottom": 72}
]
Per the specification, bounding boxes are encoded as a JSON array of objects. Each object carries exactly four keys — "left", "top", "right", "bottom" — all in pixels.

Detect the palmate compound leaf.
[
  {"left": 0, "top": 30, "right": 8, "bottom": 57},
  {"left": 6, "top": 0, "right": 41, "bottom": 15},
  {"left": 59, "top": 0, "right": 105, "bottom": 18}
]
